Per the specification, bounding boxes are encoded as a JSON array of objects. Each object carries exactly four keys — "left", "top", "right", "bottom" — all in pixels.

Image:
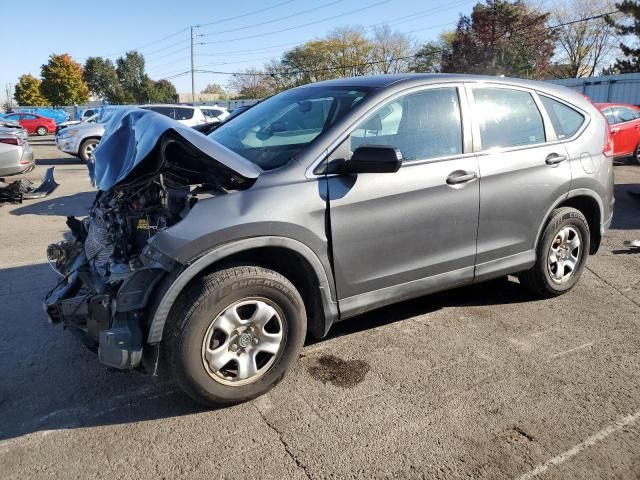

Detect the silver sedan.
[{"left": 0, "top": 133, "right": 35, "bottom": 176}]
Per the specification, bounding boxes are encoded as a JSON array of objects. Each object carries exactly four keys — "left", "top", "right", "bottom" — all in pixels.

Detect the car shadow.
[
  {"left": 311, "top": 276, "right": 531, "bottom": 344},
  {"left": 0, "top": 262, "right": 531, "bottom": 442},
  {"left": 3, "top": 176, "right": 639, "bottom": 442},
  {"left": 611, "top": 183, "right": 640, "bottom": 230},
  {"left": 10, "top": 191, "right": 95, "bottom": 217},
  {"left": 36, "top": 156, "right": 84, "bottom": 166}
]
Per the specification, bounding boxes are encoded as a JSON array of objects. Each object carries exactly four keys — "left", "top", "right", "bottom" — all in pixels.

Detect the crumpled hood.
[{"left": 91, "top": 108, "right": 261, "bottom": 191}]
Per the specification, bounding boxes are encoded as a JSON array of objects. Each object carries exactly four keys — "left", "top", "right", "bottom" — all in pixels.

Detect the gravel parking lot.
[{"left": 1, "top": 137, "right": 639, "bottom": 479}]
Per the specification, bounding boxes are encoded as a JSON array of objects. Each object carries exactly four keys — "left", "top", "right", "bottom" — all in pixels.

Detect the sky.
[{"left": 0, "top": 0, "right": 483, "bottom": 99}]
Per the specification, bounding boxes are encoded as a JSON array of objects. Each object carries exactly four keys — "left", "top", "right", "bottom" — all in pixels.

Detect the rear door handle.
[
  {"left": 446, "top": 171, "right": 477, "bottom": 185},
  {"left": 545, "top": 153, "right": 568, "bottom": 166}
]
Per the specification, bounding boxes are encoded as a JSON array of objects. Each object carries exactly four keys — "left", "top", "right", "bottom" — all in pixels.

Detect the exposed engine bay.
[{"left": 43, "top": 108, "right": 259, "bottom": 372}]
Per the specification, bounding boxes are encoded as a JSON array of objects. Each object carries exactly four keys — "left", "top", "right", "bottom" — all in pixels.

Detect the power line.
[
  {"left": 197, "top": 0, "right": 297, "bottom": 28},
  {"left": 192, "top": 11, "right": 623, "bottom": 79},
  {"left": 102, "top": 28, "right": 190, "bottom": 58},
  {"left": 198, "top": 0, "right": 345, "bottom": 37},
  {"left": 198, "top": 0, "right": 393, "bottom": 46},
  {"left": 367, "top": 0, "right": 473, "bottom": 29}
]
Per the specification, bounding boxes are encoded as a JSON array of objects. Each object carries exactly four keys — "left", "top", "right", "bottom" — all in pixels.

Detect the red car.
[
  {"left": 596, "top": 102, "right": 640, "bottom": 163},
  {"left": 2, "top": 112, "right": 56, "bottom": 136}
]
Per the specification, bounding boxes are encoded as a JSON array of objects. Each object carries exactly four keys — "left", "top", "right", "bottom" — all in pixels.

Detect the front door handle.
[
  {"left": 545, "top": 153, "right": 568, "bottom": 166},
  {"left": 446, "top": 171, "right": 477, "bottom": 185}
]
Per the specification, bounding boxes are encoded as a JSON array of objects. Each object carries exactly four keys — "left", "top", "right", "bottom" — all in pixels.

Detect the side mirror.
[{"left": 343, "top": 145, "right": 403, "bottom": 174}]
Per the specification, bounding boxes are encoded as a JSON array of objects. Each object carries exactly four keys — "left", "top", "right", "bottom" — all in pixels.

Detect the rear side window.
[
  {"left": 614, "top": 106, "right": 640, "bottom": 123},
  {"left": 540, "top": 96, "right": 585, "bottom": 139},
  {"left": 174, "top": 107, "right": 195, "bottom": 120},
  {"left": 472, "top": 87, "right": 545, "bottom": 149},
  {"left": 144, "top": 106, "right": 175, "bottom": 119}
]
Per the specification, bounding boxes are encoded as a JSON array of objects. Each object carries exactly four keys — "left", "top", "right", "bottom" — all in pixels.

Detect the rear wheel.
[
  {"left": 634, "top": 143, "right": 640, "bottom": 164},
  {"left": 166, "top": 266, "right": 307, "bottom": 407},
  {"left": 36, "top": 126, "right": 47, "bottom": 136},
  {"left": 79, "top": 138, "right": 99, "bottom": 162},
  {"left": 519, "top": 207, "right": 590, "bottom": 298}
]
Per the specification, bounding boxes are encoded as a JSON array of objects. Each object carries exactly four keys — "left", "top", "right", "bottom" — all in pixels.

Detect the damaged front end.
[{"left": 43, "top": 109, "right": 259, "bottom": 371}]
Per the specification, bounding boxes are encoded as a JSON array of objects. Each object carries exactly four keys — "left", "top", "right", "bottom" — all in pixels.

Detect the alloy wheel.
[
  {"left": 547, "top": 226, "right": 581, "bottom": 284},
  {"left": 201, "top": 298, "right": 285, "bottom": 386},
  {"left": 84, "top": 142, "right": 97, "bottom": 159}
]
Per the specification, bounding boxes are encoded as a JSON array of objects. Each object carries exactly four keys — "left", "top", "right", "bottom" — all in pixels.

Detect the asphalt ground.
[{"left": 1, "top": 136, "right": 639, "bottom": 479}]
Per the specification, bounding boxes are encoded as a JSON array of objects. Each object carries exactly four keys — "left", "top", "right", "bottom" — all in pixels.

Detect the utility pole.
[{"left": 190, "top": 26, "right": 196, "bottom": 105}]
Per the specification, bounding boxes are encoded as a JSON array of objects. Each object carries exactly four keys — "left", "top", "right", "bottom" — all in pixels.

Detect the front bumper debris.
[
  {"left": 0, "top": 167, "right": 59, "bottom": 205},
  {"left": 44, "top": 235, "right": 174, "bottom": 370}
]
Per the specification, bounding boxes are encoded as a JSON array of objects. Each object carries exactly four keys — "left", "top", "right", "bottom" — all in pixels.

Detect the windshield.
[{"left": 208, "top": 86, "right": 371, "bottom": 170}]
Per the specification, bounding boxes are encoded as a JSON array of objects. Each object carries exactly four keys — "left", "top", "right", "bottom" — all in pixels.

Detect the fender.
[
  {"left": 533, "top": 188, "right": 604, "bottom": 251},
  {"left": 146, "top": 236, "right": 338, "bottom": 344}
]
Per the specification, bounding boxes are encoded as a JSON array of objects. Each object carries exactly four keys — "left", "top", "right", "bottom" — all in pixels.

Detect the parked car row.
[
  {"left": 1, "top": 112, "right": 56, "bottom": 136},
  {"left": 55, "top": 104, "right": 240, "bottom": 161}
]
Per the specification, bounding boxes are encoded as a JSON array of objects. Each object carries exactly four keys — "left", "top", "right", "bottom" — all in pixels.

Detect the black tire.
[
  {"left": 79, "top": 138, "right": 99, "bottom": 162},
  {"left": 519, "top": 207, "right": 590, "bottom": 298},
  {"left": 634, "top": 144, "right": 640, "bottom": 165},
  {"left": 36, "top": 126, "right": 47, "bottom": 136},
  {"left": 165, "top": 266, "right": 306, "bottom": 407}
]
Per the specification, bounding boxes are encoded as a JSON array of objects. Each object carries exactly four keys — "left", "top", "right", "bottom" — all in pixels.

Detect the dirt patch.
[{"left": 307, "top": 355, "right": 370, "bottom": 388}]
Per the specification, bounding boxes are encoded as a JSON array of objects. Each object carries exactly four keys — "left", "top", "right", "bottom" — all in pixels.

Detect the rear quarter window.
[
  {"left": 174, "top": 107, "right": 195, "bottom": 120},
  {"left": 540, "top": 96, "right": 585, "bottom": 139}
]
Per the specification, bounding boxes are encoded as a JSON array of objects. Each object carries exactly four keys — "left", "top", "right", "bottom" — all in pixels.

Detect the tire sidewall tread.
[
  {"left": 165, "top": 266, "right": 306, "bottom": 407},
  {"left": 521, "top": 207, "right": 591, "bottom": 298}
]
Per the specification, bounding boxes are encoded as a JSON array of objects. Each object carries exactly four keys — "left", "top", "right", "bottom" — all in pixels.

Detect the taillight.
[
  {"left": 0, "top": 137, "right": 25, "bottom": 146},
  {"left": 603, "top": 124, "right": 614, "bottom": 157}
]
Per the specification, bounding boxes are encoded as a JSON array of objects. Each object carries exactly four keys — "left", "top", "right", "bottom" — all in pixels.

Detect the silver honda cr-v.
[{"left": 45, "top": 74, "right": 614, "bottom": 406}]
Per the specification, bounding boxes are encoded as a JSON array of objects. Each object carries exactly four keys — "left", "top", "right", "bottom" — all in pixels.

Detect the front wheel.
[
  {"left": 165, "top": 266, "right": 307, "bottom": 407},
  {"left": 519, "top": 207, "right": 590, "bottom": 298},
  {"left": 634, "top": 143, "right": 640, "bottom": 164},
  {"left": 79, "top": 138, "right": 99, "bottom": 162}
]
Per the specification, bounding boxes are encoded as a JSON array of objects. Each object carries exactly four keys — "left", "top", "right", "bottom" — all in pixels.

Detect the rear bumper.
[{"left": 0, "top": 145, "right": 35, "bottom": 176}]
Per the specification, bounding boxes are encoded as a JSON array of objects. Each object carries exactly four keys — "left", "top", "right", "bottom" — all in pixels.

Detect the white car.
[
  {"left": 200, "top": 106, "right": 230, "bottom": 123},
  {"left": 139, "top": 105, "right": 210, "bottom": 127}
]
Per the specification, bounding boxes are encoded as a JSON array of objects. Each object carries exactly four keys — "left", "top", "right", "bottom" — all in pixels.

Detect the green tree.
[
  {"left": 84, "top": 57, "right": 123, "bottom": 102},
  {"left": 145, "top": 79, "right": 178, "bottom": 103},
  {"left": 410, "top": 33, "right": 455, "bottom": 73},
  {"left": 441, "top": 0, "right": 556, "bottom": 78},
  {"left": 40, "top": 53, "right": 90, "bottom": 105},
  {"left": 14, "top": 74, "right": 47, "bottom": 106},
  {"left": 116, "top": 51, "right": 147, "bottom": 103},
  {"left": 606, "top": 0, "right": 640, "bottom": 73}
]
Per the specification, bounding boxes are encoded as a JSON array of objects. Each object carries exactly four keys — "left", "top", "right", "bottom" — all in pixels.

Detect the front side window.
[
  {"left": 349, "top": 87, "right": 463, "bottom": 161},
  {"left": 472, "top": 87, "right": 545, "bottom": 149},
  {"left": 614, "top": 106, "right": 640, "bottom": 123},
  {"left": 540, "top": 96, "right": 585, "bottom": 139},
  {"left": 209, "top": 86, "right": 370, "bottom": 170},
  {"left": 5, "top": 114, "right": 21, "bottom": 120}
]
